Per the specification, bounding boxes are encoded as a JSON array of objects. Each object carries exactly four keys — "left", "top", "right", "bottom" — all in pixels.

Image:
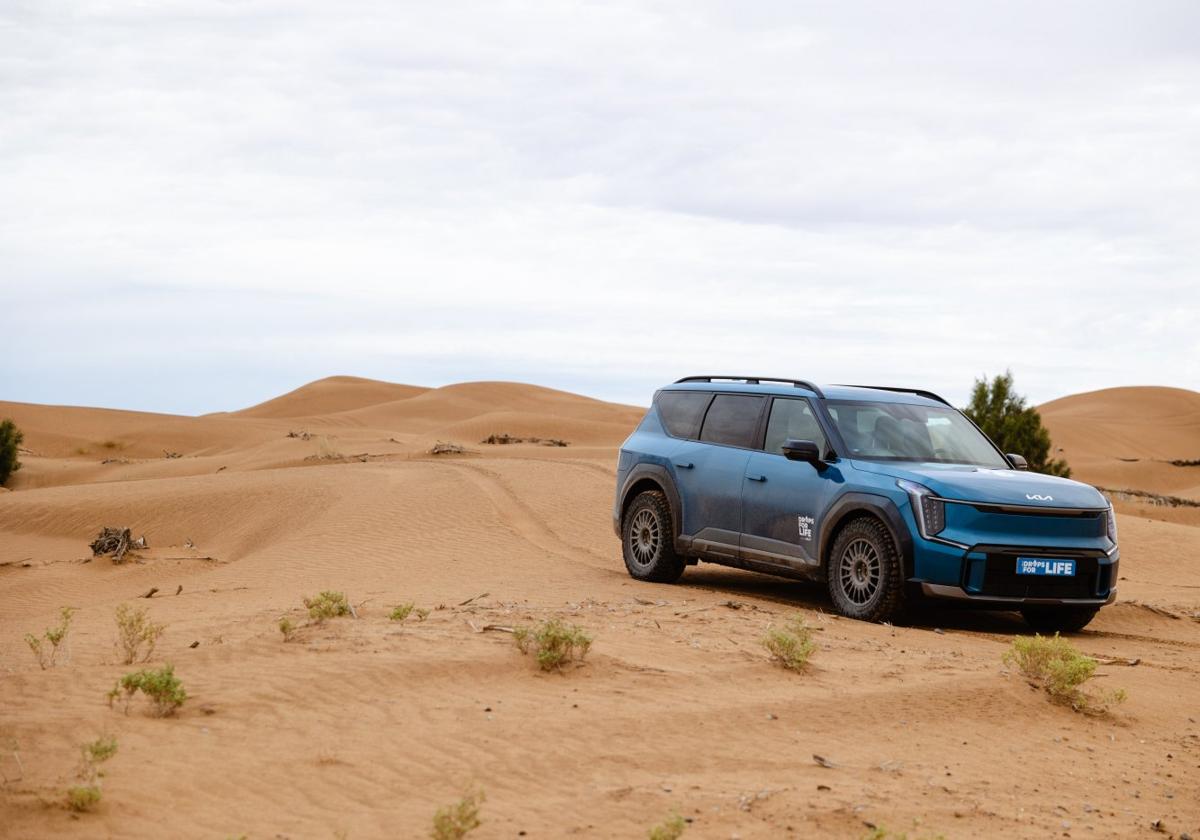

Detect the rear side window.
[
  {"left": 699, "top": 395, "right": 764, "bottom": 448},
  {"left": 656, "top": 391, "right": 710, "bottom": 439}
]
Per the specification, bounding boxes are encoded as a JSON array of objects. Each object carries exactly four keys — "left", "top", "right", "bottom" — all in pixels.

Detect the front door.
[{"left": 741, "top": 397, "right": 837, "bottom": 570}]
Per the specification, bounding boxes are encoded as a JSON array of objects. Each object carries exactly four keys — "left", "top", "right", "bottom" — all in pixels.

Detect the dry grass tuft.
[
  {"left": 1003, "top": 633, "right": 1126, "bottom": 714},
  {"left": 761, "top": 613, "right": 816, "bottom": 672}
]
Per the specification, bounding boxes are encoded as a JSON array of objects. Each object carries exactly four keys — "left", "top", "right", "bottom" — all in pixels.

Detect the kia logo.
[{"left": 1026, "top": 494, "right": 1053, "bottom": 501}]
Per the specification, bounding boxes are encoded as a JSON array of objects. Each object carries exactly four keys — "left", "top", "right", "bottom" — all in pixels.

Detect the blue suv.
[{"left": 614, "top": 376, "right": 1118, "bottom": 633}]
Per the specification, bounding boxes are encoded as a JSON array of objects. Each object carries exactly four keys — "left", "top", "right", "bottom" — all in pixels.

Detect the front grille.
[{"left": 968, "top": 548, "right": 1110, "bottom": 599}]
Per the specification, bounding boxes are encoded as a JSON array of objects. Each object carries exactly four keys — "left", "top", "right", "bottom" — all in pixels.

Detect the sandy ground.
[{"left": 1, "top": 378, "right": 1198, "bottom": 839}]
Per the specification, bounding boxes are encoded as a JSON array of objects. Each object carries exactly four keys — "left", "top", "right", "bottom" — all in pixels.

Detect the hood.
[{"left": 851, "top": 460, "right": 1108, "bottom": 509}]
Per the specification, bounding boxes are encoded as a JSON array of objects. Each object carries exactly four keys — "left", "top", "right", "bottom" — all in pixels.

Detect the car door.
[
  {"left": 675, "top": 393, "right": 765, "bottom": 558},
  {"left": 740, "top": 396, "right": 838, "bottom": 570}
]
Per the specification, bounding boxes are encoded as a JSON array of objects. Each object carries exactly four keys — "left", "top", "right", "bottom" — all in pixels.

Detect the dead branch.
[{"left": 90, "top": 527, "right": 148, "bottom": 563}]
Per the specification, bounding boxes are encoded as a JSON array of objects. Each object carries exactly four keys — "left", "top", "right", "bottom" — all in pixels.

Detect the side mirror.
[
  {"left": 1007, "top": 453, "right": 1029, "bottom": 470},
  {"left": 783, "top": 439, "right": 823, "bottom": 467}
]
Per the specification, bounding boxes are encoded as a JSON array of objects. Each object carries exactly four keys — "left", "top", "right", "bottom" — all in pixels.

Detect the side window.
[
  {"left": 763, "top": 398, "right": 827, "bottom": 455},
  {"left": 699, "top": 395, "right": 764, "bottom": 448},
  {"left": 656, "top": 391, "right": 710, "bottom": 439}
]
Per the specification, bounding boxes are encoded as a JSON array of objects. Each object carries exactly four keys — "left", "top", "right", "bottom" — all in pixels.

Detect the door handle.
[
  {"left": 675, "top": 462, "right": 694, "bottom": 469},
  {"left": 747, "top": 474, "right": 767, "bottom": 482}
]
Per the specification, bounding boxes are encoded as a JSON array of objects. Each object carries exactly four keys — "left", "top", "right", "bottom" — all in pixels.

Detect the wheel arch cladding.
[
  {"left": 620, "top": 464, "right": 682, "bottom": 537},
  {"left": 819, "top": 493, "right": 913, "bottom": 577}
]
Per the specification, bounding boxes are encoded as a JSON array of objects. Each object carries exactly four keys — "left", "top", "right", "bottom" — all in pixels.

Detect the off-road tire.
[
  {"left": 826, "top": 515, "right": 905, "bottom": 622},
  {"left": 1021, "top": 605, "right": 1099, "bottom": 634},
  {"left": 621, "top": 490, "right": 686, "bottom": 583}
]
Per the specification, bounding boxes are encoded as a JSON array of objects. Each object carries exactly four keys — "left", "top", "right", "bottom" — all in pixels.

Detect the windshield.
[{"left": 825, "top": 400, "right": 1009, "bottom": 468}]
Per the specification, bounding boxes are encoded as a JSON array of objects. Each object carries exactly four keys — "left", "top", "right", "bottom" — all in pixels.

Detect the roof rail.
[
  {"left": 674, "top": 376, "right": 825, "bottom": 398},
  {"left": 830, "top": 384, "right": 953, "bottom": 407}
]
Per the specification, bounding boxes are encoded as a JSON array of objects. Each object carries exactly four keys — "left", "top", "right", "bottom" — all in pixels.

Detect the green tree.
[
  {"left": 0, "top": 419, "right": 22, "bottom": 486},
  {"left": 964, "top": 372, "right": 1070, "bottom": 477}
]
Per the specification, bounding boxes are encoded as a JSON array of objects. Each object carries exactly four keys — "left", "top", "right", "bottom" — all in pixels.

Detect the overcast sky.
[{"left": 3, "top": 1, "right": 1198, "bottom": 414}]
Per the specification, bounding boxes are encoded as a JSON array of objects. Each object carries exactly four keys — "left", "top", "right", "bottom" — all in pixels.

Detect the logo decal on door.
[{"left": 797, "top": 515, "right": 815, "bottom": 542}]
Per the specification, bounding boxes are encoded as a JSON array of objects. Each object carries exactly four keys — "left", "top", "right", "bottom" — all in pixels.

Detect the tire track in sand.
[{"left": 435, "top": 461, "right": 613, "bottom": 565}]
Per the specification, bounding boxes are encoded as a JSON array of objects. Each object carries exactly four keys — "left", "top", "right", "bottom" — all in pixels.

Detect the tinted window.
[
  {"left": 656, "top": 391, "right": 710, "bottom": 439},
  {"left": 699, "top": 395, "right": 764, "bottom": 448},
  {"left": 764, "top": 398, "right": 827, "bottom": 455}
]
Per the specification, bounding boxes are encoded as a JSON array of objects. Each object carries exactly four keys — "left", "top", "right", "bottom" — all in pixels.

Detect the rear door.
[
  {"left": 675, "top": 393, "right": 764, "bottom": 557},
  {"left": 740, "top": 397, "right": 838, "bottom": 570}
]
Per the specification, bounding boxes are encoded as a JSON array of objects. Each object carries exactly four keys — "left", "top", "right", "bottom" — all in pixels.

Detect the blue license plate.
[{"left": 1016, "top": 557, "right": 1076, "bottom": 576}]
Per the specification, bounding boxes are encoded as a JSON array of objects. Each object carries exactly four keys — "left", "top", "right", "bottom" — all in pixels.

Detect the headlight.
[
  {"left": 898, "top": 479, "right": 946, "bottom": 539},
  {"left": 1106, "top": 504, "right": 1118, "bottom": 545}
]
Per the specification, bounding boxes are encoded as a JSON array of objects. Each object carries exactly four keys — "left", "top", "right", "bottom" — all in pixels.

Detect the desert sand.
[{"left": 2, "top": 377, "right": 1198, "bottom": 839}]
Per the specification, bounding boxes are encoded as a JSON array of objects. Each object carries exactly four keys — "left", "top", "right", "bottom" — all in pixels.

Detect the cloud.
[{"left": 1, "top": 0, "right": 1198, "bottom": 413}]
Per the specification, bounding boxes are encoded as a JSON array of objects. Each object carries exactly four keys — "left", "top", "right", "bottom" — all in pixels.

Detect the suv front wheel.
[
  {"left": 621, "top": 490, "right": 686, "bottom": 583},
  {"left": 826, "top": 516, "right": 905, "bottom": 622}
]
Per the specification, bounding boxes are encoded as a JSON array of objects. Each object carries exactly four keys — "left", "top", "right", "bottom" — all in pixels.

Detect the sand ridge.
[{"left": 1, "top": 378, "right": 1198, "bottom": 838}]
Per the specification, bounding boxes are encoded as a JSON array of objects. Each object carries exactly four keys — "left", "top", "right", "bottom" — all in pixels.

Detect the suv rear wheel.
[
  {"left": 621, "top": 490, "right": 686, "bottom": 583},
  {"left": 1021, "top": 605, "right": 1099, "bottom": 634},
  {"left": 826, "top": 516, "right": 905, "bottom": 622}
]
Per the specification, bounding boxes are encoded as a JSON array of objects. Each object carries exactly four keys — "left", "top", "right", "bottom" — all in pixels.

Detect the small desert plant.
[
  {"left": 513, "top": 618, "right": 592, "bottom": 671},
  {"left": 108, "top": 664, "right": 187, "bottom": 716},
  {"left": 390, "top": 603, "right": 414, "bottom": 622},
  {"left": 25, "top": 607, "right": 75, "bottom": 669},
  {"left": 66, "top": 735, "right": 117, "bottom": 812},
  {"left": 304, "top": 591, "right": 351, "bottom": 623},
  {"left": 0, "top": 418, "right": 22, "bottom": 486},
  {"left": 1003, "top": 633, "right": 1126, "bottom": 713},
  {"left": 762, "top": 613, "right": 816, "bottom": 672},
  {"left": 114, "top": 603, "right": 165, "bottom": 664},
  {"left": 316, "top": 435, "right": 341, "bottom": 459},
  {"left": 648, "top": 812, "right": 686, "bottom": 840},
  {"left": 279, "top": 617, "right": 296, "bottom": 641},
  {"left": 431, "top": 791, "right": 484, "bottom": 840}
]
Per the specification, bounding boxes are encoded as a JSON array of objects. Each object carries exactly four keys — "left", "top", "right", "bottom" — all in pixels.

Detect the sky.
[{"left": 3, "top": 0, "right": 1199, "bottom": 414}]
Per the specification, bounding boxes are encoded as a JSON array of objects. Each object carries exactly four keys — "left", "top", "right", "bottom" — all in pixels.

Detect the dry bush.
[
  {"left": 114, "top": 604, "right": 165, "bottom": 664},
  {"left": 513, "top": 619, "right": 592, "bottom": 671},
  {"left": 431, "top": 791, "right": 484, "bottom": 840},
  {"left": 648, "top": 813, "right": 686, "bottom": 840},
  {"left": 279, "top": 617, "right": 296, "bottom": 641},
  {"left": 108, "top": 664, "right": 187, "bottom": 716},
  {"left": 25, "top": 607, "right": 74, "bottom": 669},
  {"left": 1003, "top": 633, "right": 1126, "bottom": 713},
  {"left": 762, "top": 613, "right": 816, "bottom": 672},
  {"left": 316, "top": 436, "right": 341, "bottom": 459},
  {"left": 304, "top": 591, "right": 351, "bottom": 622}
]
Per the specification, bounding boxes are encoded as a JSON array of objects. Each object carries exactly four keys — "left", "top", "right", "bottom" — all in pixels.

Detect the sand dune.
[
  {"left": 2, "top": 377, "right": 1198, "bottom": 838},
  {"left": 1041, "top": 385, "right": 1200, "bottom": 504}
]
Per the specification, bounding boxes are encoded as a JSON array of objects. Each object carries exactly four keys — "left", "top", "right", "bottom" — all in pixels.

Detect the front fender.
[{"left": 817, "top": 492, "right": 914, "bottom": 578}]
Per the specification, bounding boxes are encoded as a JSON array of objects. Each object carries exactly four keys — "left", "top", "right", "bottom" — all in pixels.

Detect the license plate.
[{"left": 1016, "top": 557, "right": 1076, "bottom": 576}]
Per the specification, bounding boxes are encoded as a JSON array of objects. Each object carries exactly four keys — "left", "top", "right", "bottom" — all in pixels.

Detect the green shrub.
[
  {"left": 25, "top": 606, "right": 75, "bottom": 669},
  {"left": 513, "top": 619, "right": 592, "bottom": 671},
  {"left": 390, "top": 603, "right": 414, "bottom": 622},
  {"left": 1003, "top": 633, "right": 1126, "bottom": 713},
  {"left": 66, "top": 784, "right": 102, "bottom": 812},
  {"left": 762, "top": 613, "right": 816, "bottom": 672},
  {"left": 114, "top": 604, "right": 165, "bottom": 664},
  {"left": 279, "top": 617, "right": 296, "bottom": 641},
  {"left": 431, "top": 791, "right": 484, "bottom": 840},
  {"left": 304, "top": 591, "right": 351, "bottom": 622},
  {"left": 0, "top": 419, "right": 22, "bottom": 486},
  {"left": 109, "top": 664, "right": 187, "bottom": 716},
  {"left": 66, "top": 735, "right": 118, "bottom": 812},
  {"left": 648, "top": 812, "right": 686, "bottom": 840}
]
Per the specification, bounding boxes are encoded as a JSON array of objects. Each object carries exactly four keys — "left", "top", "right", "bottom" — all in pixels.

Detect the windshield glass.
[{"left": 825, "top": 400, "right": 1009, "bottom": 468}]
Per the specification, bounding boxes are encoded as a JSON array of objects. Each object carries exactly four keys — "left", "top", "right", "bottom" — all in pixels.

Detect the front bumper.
[
  {"left": 911, "top": 536, "right": 1119, "bottom": 607},
  {"left": 917, "top": 581, "right": 1116, "bottom": 608}
]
